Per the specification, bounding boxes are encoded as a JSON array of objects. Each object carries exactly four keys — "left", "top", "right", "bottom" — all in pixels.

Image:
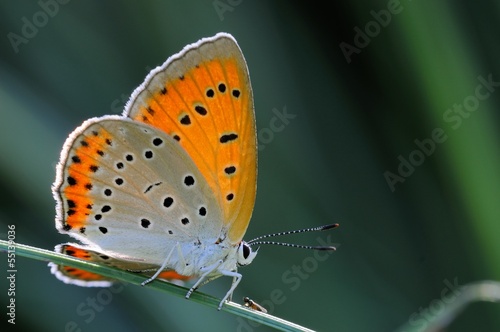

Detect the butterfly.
[{"left": 50, "top": 33, "right": 338, "bottom": 310}]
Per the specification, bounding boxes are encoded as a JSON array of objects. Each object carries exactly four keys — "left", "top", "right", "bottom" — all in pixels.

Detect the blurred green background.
[{"left": 1, "top": 1, "right": 499, "bottom": 331}]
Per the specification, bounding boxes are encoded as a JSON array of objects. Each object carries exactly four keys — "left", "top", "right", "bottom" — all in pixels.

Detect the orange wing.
[
  {"left": 125, "top": 33, "right": 257, "bottom": 244},
  {"left": 50, "top": 244, "right": 192, "bottom": 286},
  {"left": 55, "top": 123, "right": 115, "bottom": 232},
  {"left": 50, "top": 243, "right": 117, "bottom": 286}
]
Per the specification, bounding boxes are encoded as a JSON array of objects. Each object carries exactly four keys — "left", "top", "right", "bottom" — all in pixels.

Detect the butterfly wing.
[
  {"left": 125, "top": 33, "right": 257, "bottom": 244},
  {"left": 50, "top": 243, "right": 116, "bottom": 287},
  {"left": 50, "top": 243, "right": 191, "bottom": 286},
  {"left": 52, "top": 116, "right": 223, "bottom": 265}
]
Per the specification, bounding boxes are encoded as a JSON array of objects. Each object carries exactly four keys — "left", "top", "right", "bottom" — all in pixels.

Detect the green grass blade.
[
  {"left": 396, "top": 281, "right": 500, "bottom": 331},
  {"left": 0, "top": 240, "right": 315, "bottom": 332}
]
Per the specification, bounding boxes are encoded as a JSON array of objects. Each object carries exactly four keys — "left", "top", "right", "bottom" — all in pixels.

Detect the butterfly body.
[{"left": 51, "top": 33, "right": 258, "bottom": 309}]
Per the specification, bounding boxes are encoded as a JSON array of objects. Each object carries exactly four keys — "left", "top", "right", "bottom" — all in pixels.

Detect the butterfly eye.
[
  {"left": 237, "top": 241, "right": 257, "bottom": 266},
  {"left": 242, "top": 242, "right": 250, "bottom": 259}
]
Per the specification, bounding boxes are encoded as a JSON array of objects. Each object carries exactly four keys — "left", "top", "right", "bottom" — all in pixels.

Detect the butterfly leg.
[
  {"left": 141, "top": 243, "right": 180, "bottom": 286},
  {"left": 185, "top": 259, "right": 223, "bottom": 299},
  {"left": 185, "top": 262, "right": 242, "bottom": 310},
  {"left": 227, "top": 269, "right": 239, "bottom": 302},
  {"left": 217, "top": 269, "right": 242, "bottom": 310}
]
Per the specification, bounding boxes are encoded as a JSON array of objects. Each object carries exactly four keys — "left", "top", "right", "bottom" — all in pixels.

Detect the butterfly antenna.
[
  {"left": 247, "top": 241, "right": 337, "bottom": 251},
  {"left": 247, "top": 223, "right": 339, "bottom": 251}
]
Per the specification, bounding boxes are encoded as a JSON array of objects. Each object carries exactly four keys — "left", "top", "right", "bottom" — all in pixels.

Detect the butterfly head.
[{"left": 236, "top": 241, "right": 258, "bottom": 266}]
